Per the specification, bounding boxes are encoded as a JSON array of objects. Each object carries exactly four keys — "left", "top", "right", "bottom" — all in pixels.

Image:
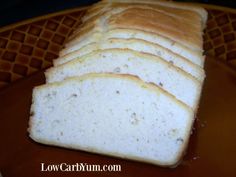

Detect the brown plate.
[
  {"left": 0, "top": 56, "right": 236, "bottom": 177},
  {"left": 1, "top": 2, "right": 236, "bottom": 177}
]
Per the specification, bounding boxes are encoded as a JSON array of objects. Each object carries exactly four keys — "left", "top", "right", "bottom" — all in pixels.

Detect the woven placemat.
[
  {"left": 0, "top": 4, "right": 236, "bottom": 89},
  {"left": 0, "top": 8, "right": 86, "bottom": 89}
]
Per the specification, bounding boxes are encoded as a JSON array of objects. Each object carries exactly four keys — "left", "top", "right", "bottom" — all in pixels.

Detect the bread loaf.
[{"left": 28, "top": 0, "right": 207, "bottom": 167}]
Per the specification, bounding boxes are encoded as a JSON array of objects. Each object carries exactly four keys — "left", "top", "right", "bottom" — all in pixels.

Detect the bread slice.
[
  {"left": 60, "top": 28, "right": 205, "bottom": 67},
  {"left": 54, "top": 38, "right": 205, "bottom": 82},
  {"left": 46, "top": 49, "right": 202, "bottom": 110},
  {"left": 29, "top": 73, "right": 194, "bottom": 167}
]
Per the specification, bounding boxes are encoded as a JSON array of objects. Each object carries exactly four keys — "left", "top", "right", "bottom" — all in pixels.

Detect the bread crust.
[
  {"left": 99, "top": 0, "right": 208, "bottom": 24},
  {"left": 68, "top": 5, "right": 203, "bottom": 51}
]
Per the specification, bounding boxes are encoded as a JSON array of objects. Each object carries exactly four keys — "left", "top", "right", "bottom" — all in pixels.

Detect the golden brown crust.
[
  {"left": 82, "top": 5, "right": 201, "bottom": 34},
  {"left": 69, "top": 4, "right": 203, "bottom": 51},
  {"left": 69, "top": 1, "right": 204, "bottom": 42},
  {"left": 100, "top": 0, "right": 207, "bottom": 24},
  {"left": 85, "top": 2, "right": 202, "bottom": 27},
  {"left": 108, "top": 8, "right": 202, "bottom": 50},
  {"left": 74, "top": 3, "right": 202, "bottom": 42}
]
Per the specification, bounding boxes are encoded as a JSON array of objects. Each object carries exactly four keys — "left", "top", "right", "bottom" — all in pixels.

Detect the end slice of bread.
[{"left": 29, "top": 73, "right": 194, "bottom": 167}]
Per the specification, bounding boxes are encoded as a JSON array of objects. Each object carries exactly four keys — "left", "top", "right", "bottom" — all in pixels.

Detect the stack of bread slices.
[{"left": 28, "top": 0, "right": 207, "bottom": 167}]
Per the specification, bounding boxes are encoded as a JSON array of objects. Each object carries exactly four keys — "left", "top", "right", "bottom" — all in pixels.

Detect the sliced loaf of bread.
[
  {"left": 46, "top": 49, "right": 201, "bottom": 110},
  {"left": 29, "top": 0, "right": 207, "bottom": 167},
  {"left": 29, "top": 73, "right": 194, "bottom": 167}
]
